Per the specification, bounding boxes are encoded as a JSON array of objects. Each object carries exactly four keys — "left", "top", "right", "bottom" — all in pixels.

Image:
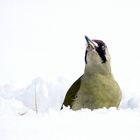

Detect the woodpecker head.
[{"left": 85, "top": 36, "right": 110, "bottom": 65}]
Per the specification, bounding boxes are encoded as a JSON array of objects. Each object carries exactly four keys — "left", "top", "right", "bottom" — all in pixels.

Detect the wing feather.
[{"left": 61, "top": 75, "right": 83, "bottom": 109}]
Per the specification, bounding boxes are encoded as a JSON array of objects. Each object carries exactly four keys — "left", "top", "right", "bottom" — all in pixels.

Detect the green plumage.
[
  {"left": 61, "top": 76, "right": 82, "bottom": 109},
  {"left": 62, "top": 71, "right": 121, "bottom": 110},
  {"left": 72, "top": 73, "right": 121, "bottom": 110},
  {"left": 61, "top": 36, "right": 122, "bottom": 110}
]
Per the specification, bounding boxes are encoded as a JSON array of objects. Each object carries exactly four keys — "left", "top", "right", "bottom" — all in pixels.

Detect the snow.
[
  {"left": 1, "top": 0, "right": 140, "bottom": 140},
  {"left": 0, "top": 78, "right": 140, "bottom": 140},
  {"left": 1, "top": 108, "right": 140, "bottom": 140}
]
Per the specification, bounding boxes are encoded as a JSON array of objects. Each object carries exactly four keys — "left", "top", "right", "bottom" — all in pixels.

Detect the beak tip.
[
  {"left": 85, "top": 35, "right": 90, "bottom": 43},
  {"left": 84, "top": 35, "right": 88, "bottom": 39},
  {"left": 84, "top": 35, "right": 96, "bottom": 48}
]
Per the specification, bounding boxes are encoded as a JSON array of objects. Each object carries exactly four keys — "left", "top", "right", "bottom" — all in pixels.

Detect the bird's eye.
[{"left": 102, "top": 46, "right": 105, "bottom": 50}]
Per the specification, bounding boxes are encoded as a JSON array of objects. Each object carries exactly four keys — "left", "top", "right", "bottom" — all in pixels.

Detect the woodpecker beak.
[{"left": 85, "top": 35, "right": 96, "bottom": 48}]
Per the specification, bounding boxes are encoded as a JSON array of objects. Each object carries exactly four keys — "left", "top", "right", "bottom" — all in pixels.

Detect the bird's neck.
[{"left": 84, "top": 61, "right": 112, "bottom": 76}]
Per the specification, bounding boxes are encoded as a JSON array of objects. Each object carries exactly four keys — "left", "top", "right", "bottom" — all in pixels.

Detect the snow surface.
[
  {"left": 0, "top": 77, "right": 140, "bottom": 140},
  {"left": 1, "top": 107, "right": 140, "bottom": 140},
  {"left": 1, "top": 0, "right": 140, "bottom": 140}
]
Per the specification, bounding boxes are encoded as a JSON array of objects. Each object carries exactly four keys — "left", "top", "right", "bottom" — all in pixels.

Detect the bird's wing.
[{"left": 61, "top": 75, "right": 83, "bottom": 109}]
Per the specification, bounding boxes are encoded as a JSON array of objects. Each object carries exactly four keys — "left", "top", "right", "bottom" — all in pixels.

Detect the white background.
[{"left": 0, "top": 0, "right": 140, "bottom": 92}]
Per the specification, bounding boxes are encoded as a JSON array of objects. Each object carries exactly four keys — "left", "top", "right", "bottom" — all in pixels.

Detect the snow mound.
[
  {"left": 0, "top": 77, "right": 66, "bottom": 114},
  {"left": 0, "top": 77, "right": 140, "bottom": 115},
  {"left": 0, "top": 97, "right": 30, "bottom": 115},
  {"left": 17, "top": 78, "right": 49, "bottom": 113},
  {"left": 0, "top": 78, "right": 140, "bottom": 140}
]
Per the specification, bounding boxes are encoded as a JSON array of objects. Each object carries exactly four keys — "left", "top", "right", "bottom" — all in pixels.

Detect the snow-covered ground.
[
  {"left": 0, "top": 77, "right": 140, "bottom": 140},
  {"left": 1, "top": 108, "right": 140, "bottom": 140},
  {"left": 1, "top": 0, "right": 140, "bottom": 140}
]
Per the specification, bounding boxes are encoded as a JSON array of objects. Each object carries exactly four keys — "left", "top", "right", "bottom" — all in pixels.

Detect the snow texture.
[{"left": 0, "top": 77, "right": 140, "bottom": 140}]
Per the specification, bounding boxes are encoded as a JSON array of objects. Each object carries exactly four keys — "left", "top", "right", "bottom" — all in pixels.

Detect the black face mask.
[
  {"left": 92, "top": 40, "right": 107, "bottom": 63},
  {"left": 96, "top": 45, "right": 107, "bottom": 63},
  {"left": 84, "top": 36, "right": 107, "bottom": 64}
]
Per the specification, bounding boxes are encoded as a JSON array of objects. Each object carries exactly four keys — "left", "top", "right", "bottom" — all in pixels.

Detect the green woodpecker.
[{"left": 61, "top": 36, "right": 122, "bottom": 110}]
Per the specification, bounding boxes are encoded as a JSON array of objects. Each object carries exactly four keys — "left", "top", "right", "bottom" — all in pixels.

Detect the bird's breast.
[{"left": 72, "top": 74, "right": 121, "bottom": 110}]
